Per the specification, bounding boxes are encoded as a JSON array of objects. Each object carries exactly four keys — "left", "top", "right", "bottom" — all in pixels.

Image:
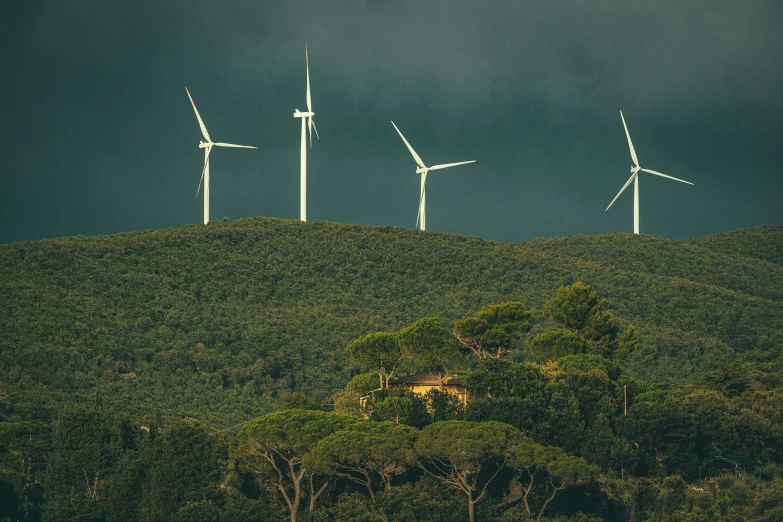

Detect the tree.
[
  {"left": 425, "top": 389, "right": 465, "bottom": 422},
  {"left": 543, "top": 282, "right": 631, "bottom": 357},
  {"left": 528, "top": 329, "right": 590, "bottom": 361},
  {"left": 139, "top": 418, "right": 228, "bottom": 522},
  {"left": 453, "top": 302, "right": 535, "bottom": 359},
  {"left": 347, "top": 331, "right": 406, "bottom": 389},
  {"left": 617, "top": 398, "right": 696, "bottom": 479},
  {"left": 237, "top": 409, "right": 352, "bottom": 522},
  {"left": 305, "top": 421, "right": 417, "bottom": 501},
  {"left": 465, "top": 359, "right": 551, "bottom": 434},
  {"left": 42, "top": 407, "right": 137, "bottom": 522},
  {"left": 370, "top": 390, "right": 430, "bottom": 428},
  {"left": 580, "top": 414, "right": 637, "bottom": 478},
  {"left": 398, "top": 317, "right": 463, "bottom": 390},
  {"left": 415, "top": 420, "right": 522, "bottom": 522},
  {"left": 510, "top": 439, "right": 596, "bottom": 521}
]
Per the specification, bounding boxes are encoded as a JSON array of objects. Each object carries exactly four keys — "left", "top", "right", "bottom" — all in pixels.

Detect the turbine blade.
[
  {"left": 309, "top": 115, "right": 313, "bottom": 148},
  {"left": 640, "top": 168, "right": 694, "bottom": 185},
  {"left": 186, "top": 87, "right": 212, "bottom": 143},
  {"left": 196, "top": 147, "right": 213, "bottom": 198},
  {"left": 306, "top": 44, "right": 312, "bottom": 114},
  {"left": 391, "top": 121, "right": 426, "bottom": 169},
  {"left": 605, "top": 172, "right": 637, "bottom": 211},
  {"left": 214, "top": 142, "right": 257, "bottom": 149},
  {"left": 429, "top": 160, "right": 476, "bottom": 171},
  {"left": 620, "top": 111, "right": 639, "bottom": 168},
  {"left": 311, "top": 118, "right": 321, "bottom": 144}
]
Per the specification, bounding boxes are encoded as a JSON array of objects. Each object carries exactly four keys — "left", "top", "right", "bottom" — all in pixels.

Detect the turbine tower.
[
  {"left": 391, "top": 121, "right": 476, "bottom": 231},
  {"left": 186, "top": 87, "right": 257, "bottom": 224},
  {"left": 293, "top": 43, "right": 320, "bottom": 222},
  {"left": 606, "top": 111, "right": 693, "bottom": 234}
]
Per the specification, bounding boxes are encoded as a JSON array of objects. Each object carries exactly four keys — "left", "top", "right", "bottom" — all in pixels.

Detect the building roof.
[
  {"left": 389, "top": 372, "right": 464, "bottom": 386},
  {"left": 713, "top": 455, "right": 761, "bottom": 468}
]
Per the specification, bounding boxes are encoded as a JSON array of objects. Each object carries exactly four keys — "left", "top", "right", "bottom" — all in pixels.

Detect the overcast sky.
[{"left": 2, "top": 0, "right": 782, "bottom": 244}]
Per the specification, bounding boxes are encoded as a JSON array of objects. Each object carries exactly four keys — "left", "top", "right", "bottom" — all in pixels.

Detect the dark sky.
[{"left": 2, "top": 0, "right": 782, "bottom": 245}]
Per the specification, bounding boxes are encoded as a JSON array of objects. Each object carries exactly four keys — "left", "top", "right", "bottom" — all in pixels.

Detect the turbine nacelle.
[
  {"left": 630, "top": 165, "right": 640, "bottom": 174},
  {"left": 199, "top": 141, "right": 213, "bottom": 149},
  {"left": 416, "top": 167, "right": 428, "bottom": 175},
  {"left": 293, "top": 109, "right": 314, "bottom": 118}
]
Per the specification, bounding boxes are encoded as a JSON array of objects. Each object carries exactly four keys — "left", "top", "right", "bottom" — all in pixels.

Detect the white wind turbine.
[
  {"left": 293, "top": 43, "right": 320, "bottom": 222},
  {"left": 391, "top": 121, "right": 476, "bottom": 231},
  {"left": 186, "top": 87, "right": 257, "bottom": 224},
  {"left": 606, "top": 111, "right": 693, "bottom": 234}
]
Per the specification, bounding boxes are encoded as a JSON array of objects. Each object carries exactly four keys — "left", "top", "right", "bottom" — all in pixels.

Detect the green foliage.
[
  {"left": 687, "top": 225, "right": 783, "bottom": 267},
  {"left": 238, "top": 409, "right": 351, "bottom": 464},
  {"left": 41, "top": 407, "right": 137, "bottom": 522},
  {"left": 347, "top": 331, "right": 405, "bottom": 389},
  {"left": 346, "top": 372, "right": 382, "bottom": 394},
  {"left": 465, "top": 359, "right": 551, "bottom": 434},
  {"left": 424, "top": 389, "right": 465, "bottom": 422},
  {"left": 529, "top": 329, "right": 590, "bottom": 361},
  {"left": 372, "top": 476, "right": 467, "bottom": 522},
  {"left": 280, "top": 391, "right": 323, "bottom": 411},
  {"left": 555, "top": 354, "right": 622, "bottom": 382},
  {"left": 306, "top": 421, "right": 417, "bottom": 498},
  {"left": 510, "top": 436, "right": 597, "bottom": 520},
  {"left": 528, "top": 228, "right": 783, "bottom": 302},
  {"left": 703, "top": 361, "right": 752, "bottom": 398},
  {"left": 453, "top": 302, "right": 535, "bottom": 359},
  {"left": 466, "top": 358, "right": 549, "bottom": 398},
  {"left": 170, "top": 500, "right": 221, "bottom": 522},
  {"left": 139, "top": 418, "right": 228, "bottom": 521},
  {"left": 1, "top": 219, "right": 781, "bottom": 430},
  {"left": 370, "top": 389, "right": 430, "bottom": 428},
  {"left": 1, "top": 219, "right": 782, "bottom": 520},
  {"left": 312, "top": 492, "right": 386, "bottom": 522},
  {"left": 397, "top": 317, "right": 463, "bottom": 376},
  {"left": 416, "top": 420, "right": 523, "bottom": 522},
  {"left": 237, "top": 409, "right": 352, "bottom": 521},
  {"left": 543, "top": 282, "right": 622, "bottom": 357}
]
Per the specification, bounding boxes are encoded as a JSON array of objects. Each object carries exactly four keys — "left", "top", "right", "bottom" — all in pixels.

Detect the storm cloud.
[{"left": 2, "top": 0, "right": 781, "bottom": 243}]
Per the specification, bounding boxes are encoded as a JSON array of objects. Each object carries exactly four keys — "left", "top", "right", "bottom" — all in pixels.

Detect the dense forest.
[{"left": 1, "top": 219, "right": 781, "bottom": 520}]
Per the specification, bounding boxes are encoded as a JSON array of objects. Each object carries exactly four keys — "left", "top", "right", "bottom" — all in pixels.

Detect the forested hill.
[
  {"left": 524, "top": 231, "right": 783, "bottom": 301},
  {"left": 687, "top": 225, "right": 783, "bottom": 266},
  {"left": 1, "top": 217, "right": 781, "bottom": 426}
]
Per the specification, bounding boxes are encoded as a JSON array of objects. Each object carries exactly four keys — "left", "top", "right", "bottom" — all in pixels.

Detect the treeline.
[
  {"left": 3, "top": 355, "right": 781, "bottom": 521},
  {"left": 1, "top": 218, "right": 781, "bottom": 429},
  {"left": 525, "top": 231, "right": 783, "bottom": 301},
  {"left": 686, "top": 225, "right": 783, "bottom": 267},
  {"left": 2, "top": 281, "right": 782, "bottom": 520}
]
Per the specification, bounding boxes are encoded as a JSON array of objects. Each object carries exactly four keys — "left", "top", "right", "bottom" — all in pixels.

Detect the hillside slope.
[
  {"left": 1, "top": 218, "right": 781, "bottom": 426},
  {"left": 687, "top": 225, "right": 783, "bottom": 266},
  {"left": 523, "top": 233, "right": 783, "bottom": 301}
]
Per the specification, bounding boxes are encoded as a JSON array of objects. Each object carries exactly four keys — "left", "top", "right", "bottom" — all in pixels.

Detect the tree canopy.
[{"left": 453, "top": 302, "right": 535, "bottom": 359}]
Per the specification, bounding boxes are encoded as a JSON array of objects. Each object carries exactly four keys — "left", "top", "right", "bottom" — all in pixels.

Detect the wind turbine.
[
  {"left": 185, "top": 87, "right": 257, "bottom": 224},
  {"left": 391, "top": 121, "right": 476, "bottom": 231},
  {"left": 293, "top": 43, "right": 320, "bottom": 222},
  {"left": 606, "top": 111, "right": 693, "bottom": 234}
]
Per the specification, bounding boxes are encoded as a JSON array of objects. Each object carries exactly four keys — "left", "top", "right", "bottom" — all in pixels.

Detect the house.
[{"left": 388, "top": 372, "right": 468, "bottom": 404}]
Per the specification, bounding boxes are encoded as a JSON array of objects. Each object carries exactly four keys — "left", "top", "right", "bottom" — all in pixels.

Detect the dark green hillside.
[
  {"left": 688, "top": 225, "right": 783, "bottom": 266},
  {"left": 523, "top": 233, "right": 783, "bottom": 301},
  {"left": 1, "top": 218, "right": 781, "bottom": 426}
]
